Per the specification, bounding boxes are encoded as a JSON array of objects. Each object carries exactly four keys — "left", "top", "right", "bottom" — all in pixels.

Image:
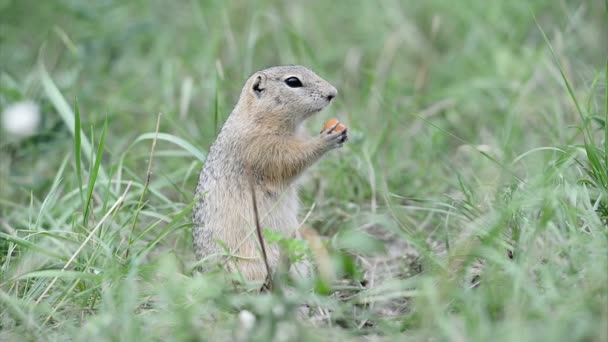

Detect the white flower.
[
  {"left": 238, "top": 310, "right": 256, "bottom": 331},
  {"left": 1, "top": 100, "right": 41, "bottom": 137}
]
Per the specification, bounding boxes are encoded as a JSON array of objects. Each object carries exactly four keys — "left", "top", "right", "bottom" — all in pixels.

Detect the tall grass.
[{"left": 1, "top": 1, "right": 607, "bottom": 341}]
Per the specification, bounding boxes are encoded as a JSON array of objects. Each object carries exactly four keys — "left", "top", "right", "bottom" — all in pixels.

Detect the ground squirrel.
[{"left": 192, "top": 65, "right": 347, "bottom": 284}]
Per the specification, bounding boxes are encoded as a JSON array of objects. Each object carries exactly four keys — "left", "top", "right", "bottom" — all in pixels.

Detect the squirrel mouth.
[
  {"left": 306, "top": 107, "right": 327, "bottom": 119},
  {"left": 302, "top": 100, "right": 332, "bottom": 121},
  {"left": 313, "top": 102, "right": 332, "bottom": 115}
]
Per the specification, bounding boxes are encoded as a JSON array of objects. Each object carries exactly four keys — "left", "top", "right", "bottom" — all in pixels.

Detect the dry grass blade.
[
  {"left": 249, "top": 176, "right": 272, "bottom": 290},
  {"left": 126, "top": 113, "right": 162, "bottom": 258}
]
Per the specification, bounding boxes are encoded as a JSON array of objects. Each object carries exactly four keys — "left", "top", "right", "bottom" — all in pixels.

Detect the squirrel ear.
[{"left": 251, "top": 74, "right": 266, "bottom": 98}]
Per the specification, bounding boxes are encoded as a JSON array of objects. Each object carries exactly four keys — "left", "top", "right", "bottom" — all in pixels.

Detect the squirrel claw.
[
  {"left": 339, "top": 131, "right": 348, "bottom": 143},
  {"left": 320, "top": 126, "right": 348, "bottom": 150}
]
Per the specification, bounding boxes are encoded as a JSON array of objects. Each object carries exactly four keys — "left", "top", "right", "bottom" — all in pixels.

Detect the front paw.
[{"left": 320, "top": 120, "right": 348, "bottom": 150}]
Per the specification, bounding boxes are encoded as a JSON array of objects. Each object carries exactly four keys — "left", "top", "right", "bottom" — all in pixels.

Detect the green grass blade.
[
  {"left": 0, "top": 232, "right": 67, "bottom": 261},
  {"left": 15, "top": 270, "right": 100, "bottom": 282},
  {"left": 37, "top": 58, "right": 108, "bottom": 182},
  {"left": 74, "top": 98, "right": 84, "bottom": 209},
  {"left": 83, "top": 116, "right": 108, "bottom": 225},
  {"left": 35, "top": 153, "right": 69, "bottom": 231},
  {"left": 534, "top": 17, "right": 588, "bottom": 137},
  {"left": 136, "top": 199, "right": 199, "bottom": 258},
  {"left": 130, "top": 133, "right": 206, "bottom": 162}
]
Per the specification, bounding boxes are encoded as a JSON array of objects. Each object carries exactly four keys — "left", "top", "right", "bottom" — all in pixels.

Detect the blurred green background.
[
  {"left": 0, "top": 1, "right": 606, "bottom": 341},
  {"left": 1, "top": 1, "right": 606, "bottom": 201}
]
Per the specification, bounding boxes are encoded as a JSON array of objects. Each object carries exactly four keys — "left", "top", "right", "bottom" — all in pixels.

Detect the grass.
[{"left": 1, "top": 0, "right": 607, "bottom": 341}]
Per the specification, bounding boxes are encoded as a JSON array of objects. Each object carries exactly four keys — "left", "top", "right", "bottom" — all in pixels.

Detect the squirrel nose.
[{"left": 326, "top": 87, "right": 338, "bottom": 102}]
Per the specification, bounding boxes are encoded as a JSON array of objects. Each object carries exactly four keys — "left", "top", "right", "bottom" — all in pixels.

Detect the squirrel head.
[{"left": 236, "top": 65, "right": 338, "bottom": 131}]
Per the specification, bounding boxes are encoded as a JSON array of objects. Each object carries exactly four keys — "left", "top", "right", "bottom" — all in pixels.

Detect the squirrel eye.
[{"left": 285, "top": 77, "right": 303, "bottom": 88}]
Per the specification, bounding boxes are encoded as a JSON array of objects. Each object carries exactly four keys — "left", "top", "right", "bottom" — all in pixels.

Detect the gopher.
[{"left": 192, "top": 65, "right": 347, "bottom": 284}]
